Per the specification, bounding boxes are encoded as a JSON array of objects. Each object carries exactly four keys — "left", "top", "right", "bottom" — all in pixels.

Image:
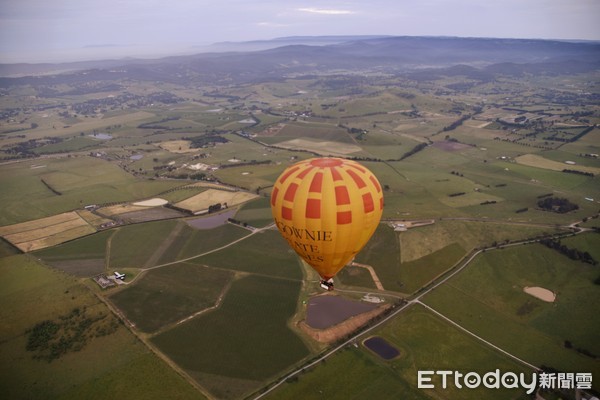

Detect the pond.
[
  {"left": 89, "top": 133, "right": 112, "bottom": 140},
  {"left": 186, "top": 209, "right": 237, "bottom": 230},
  {"left": 305, "top": 295, "right": 377, "bottom": 329},
  {"left": 363, "top": 336, "right": 400, "bottom": 360}
]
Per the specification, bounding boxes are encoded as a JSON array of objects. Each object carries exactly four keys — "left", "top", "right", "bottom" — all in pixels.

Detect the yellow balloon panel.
[{"left": 271, "top": 158, "right": 384, "bottom": 279}]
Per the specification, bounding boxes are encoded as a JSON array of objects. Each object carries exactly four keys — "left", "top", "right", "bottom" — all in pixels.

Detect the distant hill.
[{"left": 1, "top": 36, "right": 598, "bottom": 84}]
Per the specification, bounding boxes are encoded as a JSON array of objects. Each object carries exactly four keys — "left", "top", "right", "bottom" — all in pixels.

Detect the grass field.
[
  {"left": 108, "top": 219, "right": 180, "bottom": 268},
  {"left": 151, "top": 274, "right": 309, "bottom": 399},
  {"left": 0, "top": 255, "right": 203, "bottom": 400},
  {"left": 399, "top": 220, "right": 563, "bottom": 263},
  {"left": 267, "top": 304, "right": 532, "bottom": 400},
  {"left": 423, "top": 238, "right": 600, "bottom": 385},
  {"left": 190, "top": 229, "right": 303, "bottom": 280},
  {"left": 0, "top": 157, "right": 183, "bottom": 225},
  {"left": 234, "top": 196, "right": 275, "bottom": 228},
  {"left": 109, "top": 263, "right": 233, "bottom": 333},
  {"left": 273, "top": 138, "right": 363, "bottom": 156},
  {"left": 516, "top": 153, "right": 600, "bottom": 175},
  {"left": 177, "top": 224, "right": 249, "bottom": 260}
]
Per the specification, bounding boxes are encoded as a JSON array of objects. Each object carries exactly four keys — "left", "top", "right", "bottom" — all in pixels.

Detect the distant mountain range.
[{"left": 1, "top": 36, "right": 599, "bottom": 83}]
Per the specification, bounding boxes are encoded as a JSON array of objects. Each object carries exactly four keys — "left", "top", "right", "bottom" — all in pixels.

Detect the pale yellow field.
[
  {"left": 157, "top": 140, "right": 200, "bottom": 153},
  {"left": 275, "top": 138, "right": 361, "bottom": 156},
  {"left": 0, "top": 211, "right": 95, "bottom": 252},
  {"left": 515, "top": 154, "right": 600, "bottom": 175},
  {"left": 19, "top": 225, "right": 96, "bottom": 252},
  {"left": 97, "top": 204, "right": 149, "bottom": 216},
  {"left": 399, "top": 224, "right": 455, "bottom": 262},
  {"left": 174, "top": 189, "right": 258, "bottom": 213},
  {"left": 77, "top": 209, "right": 114, "bottom": 228},
  {"left": 0, "top": 212, "right": 80, "bottom": 236}
]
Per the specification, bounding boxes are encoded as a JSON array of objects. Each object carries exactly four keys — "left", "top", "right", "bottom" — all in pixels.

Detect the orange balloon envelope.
[{"left": 271, "top": 158, "right": 384, "bottom": 282}]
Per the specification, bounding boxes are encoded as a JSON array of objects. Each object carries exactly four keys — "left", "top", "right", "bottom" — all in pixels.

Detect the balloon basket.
[{"left": 320, "top": 279, "right": 334, "bottom": 291}]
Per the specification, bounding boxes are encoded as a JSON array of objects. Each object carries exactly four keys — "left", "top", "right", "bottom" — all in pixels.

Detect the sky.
[{"left": 1, "top": 0, "right": 599, "bottom": 63}]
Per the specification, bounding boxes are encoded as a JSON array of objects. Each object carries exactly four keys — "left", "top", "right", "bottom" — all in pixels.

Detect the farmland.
[{"left": 0, "top": 35, "right": 599, "bottom": 399}]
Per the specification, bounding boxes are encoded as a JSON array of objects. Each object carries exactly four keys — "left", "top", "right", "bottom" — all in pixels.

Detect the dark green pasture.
[
  {"left": 267, "top": 304, "right": 531, "bottom": 400},
  {"left": 110, "top": 263, "right": 233, "bottom": 333},
  {"left": 151, "top": 275, "right": 309, "bottom": 398},
  {"left": 190, "top": 229, "right": 303, "bottom": 280},
  {"left": 0, "top": 255, "right": 203, "bottom": 400},
  {"left": 0, "top": 157, "right": 182, "bottom": 225}
]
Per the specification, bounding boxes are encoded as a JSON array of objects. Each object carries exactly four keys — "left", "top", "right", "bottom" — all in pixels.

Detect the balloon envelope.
[{"left": 271, "top": 158, "right": 384, "bottom": 280}]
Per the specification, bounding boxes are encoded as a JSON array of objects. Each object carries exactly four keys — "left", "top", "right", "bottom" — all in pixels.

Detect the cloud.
[
  {"left": 297, "top": 7, "right": 355, "bottom": 15},
  {"left": 257, "top": 22, "right": 289, "bottom": 28}
]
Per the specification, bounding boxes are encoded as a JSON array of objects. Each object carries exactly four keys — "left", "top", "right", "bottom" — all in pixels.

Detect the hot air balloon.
[{"left": 271, "top": 157, "right": 384, "bottom": 290}]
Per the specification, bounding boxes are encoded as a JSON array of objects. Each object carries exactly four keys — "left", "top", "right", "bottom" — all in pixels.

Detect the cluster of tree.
[
  {"left": 188, "top": 134, "right": 229, "bottom": 148},
  {"left": 480, "top": 200, "right": 497, "bottom": 205},
  {"left": 515, "top": 207, "right": 529, "bottom": 213},
  {"left": 219, "top": 159, "right": 271, "bottom": 169},
  {"left": 442, "top": 115, "right": 470, "bottom": 132},
  {"left": 448, "top": 192, "right": 466, "bottom": 197},
  {"left": 345, "top": 126, "right": 368, "bottom": 140},
  {"left": 399, "top": 142, "right": 428, "bottom": 161},
  {"left": 539, "top": 238, "right": 597, "bottom": 265},
  {"left": 137, "top": 117, "right": 180, "bottom": 130},
  {"left": 40, "top": 178, "right": 62, "bottom": 196},
  {"left": 26, "top": 307, "right": 118, "bottom": 362},
  {"left": 5, "top": 136, "right": 64, "bottom": 156},
  {"left": 227, "top": 217, "right": 250, "bottom": 228},
  {"left": 208, "top": 203, "right": 223, "bottom": 213},
  {"left": 564, "top": 340, "right": 597, "bottom": 359},
  {"left": 537, "top": 197, "right": 579, "bottom": 213},
  {"left": 450, "top": 171, "right": 464, "bottom": 177},
  {"left": 563, "top": 169, "right": 594, "bottom": 177},
  {"left": 495, "top": 183, "right": 507, "bottom": 187},
  {"left": 570, "top": 126, "right": 595, "bottom": 142}
]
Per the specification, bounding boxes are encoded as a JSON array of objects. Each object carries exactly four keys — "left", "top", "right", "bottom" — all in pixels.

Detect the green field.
[
  {"left": 234, "top": 196, "right": 275, "bottom": 228},
  {"left": 190, "top": 229, "right": 303, "bottom": 280},
  {"left": 0, "top": 157, "right": 183, "bottom": 225},
  {"left": 151, "top": 274, "right": 309, "bottom": 399},
  {"left": 109, "top": 219, "right": 180, "bottom": 268},
  {"left": 0, "top": 255, "right": 203, "bottom": 400},
  {"left": 423, "top": 237, "right": 600, "bottom": 385},
  {"left": 2, "top": 52, "right": 599, "bottom": 400},
  {"left": 109, "top": 263, "right": 233, "bottom": 333},
  {"left": 267, "top": 304, "right": 531, "bottom": 400}
]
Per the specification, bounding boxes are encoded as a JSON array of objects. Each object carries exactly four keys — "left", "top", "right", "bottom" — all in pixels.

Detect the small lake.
[
  {"left": 130, "top": 154, "right": 143, "bottom": 160},
  {"left": 363, "top": 336, "right": 400, "bottom": 360},
  {"left": 89, "top": 133, "right": 112, "bottom": 140},
  {"left": 306, "top": 295, "right": 377, "bottom": 329},
  {"left": 186, "top": 209, "right": 237, "bottom": 230}
]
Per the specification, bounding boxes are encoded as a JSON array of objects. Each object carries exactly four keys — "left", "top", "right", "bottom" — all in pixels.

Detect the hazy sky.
[{"left": 1, "top": 0, "right": 599, "bottom": 63}]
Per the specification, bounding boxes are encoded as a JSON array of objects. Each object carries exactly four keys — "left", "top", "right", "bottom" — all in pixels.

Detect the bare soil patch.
[
  {"left": 133, "top": 198, "right": 168, "bottom": 206},
  {"left": 523, "top": 286, "right": 556, "bottom": 302},
  {"left": 276, "top": 138, "right": 361, "bottom": 156}
]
